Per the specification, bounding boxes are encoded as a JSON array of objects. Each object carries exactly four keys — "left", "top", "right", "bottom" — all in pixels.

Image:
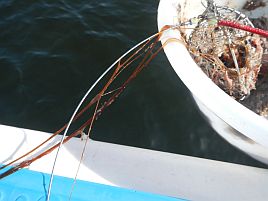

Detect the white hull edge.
[{"left": 0, "top": 124, "right": 268, "bottom": 201}]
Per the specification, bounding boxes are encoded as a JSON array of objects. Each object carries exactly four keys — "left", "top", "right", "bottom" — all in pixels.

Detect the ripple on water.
[{"left": 0, "top": 0, "right": 265, "bottom": 167}]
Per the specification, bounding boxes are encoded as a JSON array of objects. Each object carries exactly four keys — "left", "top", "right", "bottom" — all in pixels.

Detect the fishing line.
[
  {"left": 1, "top": 0, "right": 266, "bottom": 197},
  {"left": 68, "top": 99, "right": 100, "bottom": 201},
  {"left": 45, "top": 30, "right": 171, "bottom": 201}
]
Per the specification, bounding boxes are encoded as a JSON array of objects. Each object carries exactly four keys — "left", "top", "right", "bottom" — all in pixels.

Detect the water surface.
[{"left": 0, "top": 0, "right": 266, "bottom": 168}]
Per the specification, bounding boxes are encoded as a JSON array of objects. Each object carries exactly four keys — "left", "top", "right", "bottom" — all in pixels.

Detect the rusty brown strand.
[
  {"left": 1, "top": 25, "right": 190, "bottom": 178},
  {"left": 0, "top": 32, "right": 166, "bottom": 179},
  {"left": 0, "top": 34, "right": 163, "bottom": 171}
]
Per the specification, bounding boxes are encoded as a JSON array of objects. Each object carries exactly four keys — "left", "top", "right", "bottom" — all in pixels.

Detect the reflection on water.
[{"left": 0, "top": 0, "right": 266, "bottom": 168}]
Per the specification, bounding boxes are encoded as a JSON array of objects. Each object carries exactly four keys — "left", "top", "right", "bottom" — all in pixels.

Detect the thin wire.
[
  {"left": 68, "top": 99, "right": 100, "bottom": 200},
  {"left": 45, "top": 30, "right": 169, "bottom": 201}
]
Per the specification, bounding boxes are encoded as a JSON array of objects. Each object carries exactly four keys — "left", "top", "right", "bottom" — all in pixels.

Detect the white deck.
[{"left": 0, "top": 124, "right": 268, "bottom": 201}]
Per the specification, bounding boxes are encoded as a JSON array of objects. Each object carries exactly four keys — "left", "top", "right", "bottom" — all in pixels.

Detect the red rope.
[{"left": 218, "top": 20, "right": 268, "bottom": 38}]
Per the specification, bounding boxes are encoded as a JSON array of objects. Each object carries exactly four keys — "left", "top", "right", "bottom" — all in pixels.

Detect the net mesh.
[{"left": 187, "top": 4, "right": 263, "bottom": 99}]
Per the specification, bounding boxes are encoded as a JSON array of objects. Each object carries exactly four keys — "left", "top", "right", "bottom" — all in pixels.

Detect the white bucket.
[{"left": 157, "top": 0, "right": 268, "bottom": 164}]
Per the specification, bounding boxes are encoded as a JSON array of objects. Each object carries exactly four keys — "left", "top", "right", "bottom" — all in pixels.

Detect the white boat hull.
[{"left": 1, "top": 124, "right": 268, "bottom": 201}]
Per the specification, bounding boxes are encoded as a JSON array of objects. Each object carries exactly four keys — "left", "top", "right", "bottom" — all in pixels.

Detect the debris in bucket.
[
  {"left": 178, "top": 0, "right": 268, "bottom": 119},
  {"left": 180, "top": 1, "right": 268, "bottom": 118},
  {"left": 240, "top": 16, "right": 268, "bottom": 118},
  {"left": 243, "top": 0, "right": 266, "bottom": 11},
  {"left": 187, "top": 5, "right": 263, "bottom": 100}
]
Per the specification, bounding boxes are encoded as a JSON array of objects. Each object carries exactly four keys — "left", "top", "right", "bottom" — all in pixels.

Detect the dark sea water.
[{"left": 0, "top": 0, "right": 266, "bottom": 168}]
